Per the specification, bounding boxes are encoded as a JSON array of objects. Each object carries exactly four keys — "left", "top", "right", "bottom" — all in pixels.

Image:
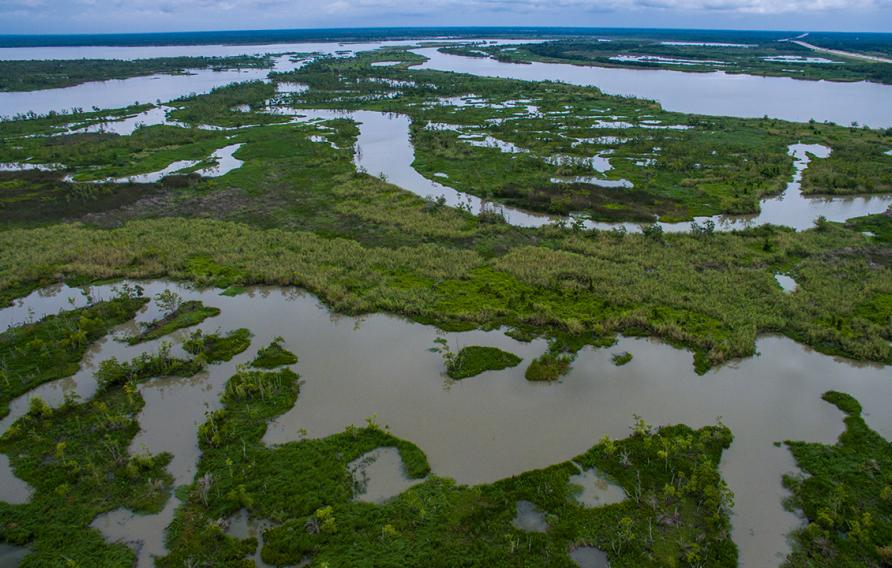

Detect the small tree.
[{"left": 155, "top": 289, "right": 182, "bottom": 315}]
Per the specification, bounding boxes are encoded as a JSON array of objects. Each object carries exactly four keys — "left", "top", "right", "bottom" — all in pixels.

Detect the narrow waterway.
[{"left": 283, "top": 108, "right": 892, "bottom": 232}]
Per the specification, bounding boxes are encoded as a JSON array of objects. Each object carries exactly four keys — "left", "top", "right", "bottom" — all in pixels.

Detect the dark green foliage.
[
  {"left": 127, "top": 300, "right": 220, "bottom": 344},
  {"left": 446, "top": 345, "right": 521, "bottom": 379},
  {"left": 525, "top": 352, "right": 572, "bottom": 381},
  {"left": 783, "top": 392, "right": 892, "bottom": 567},
  {"left": 612, "top": 351, "right": 633, "bottom": 366},
  {"left": 0, "top": 360, "right": 177, "bottom": 566},
  {"left": 161, "top": 365, "right": 430, "bottom": 566},
  {"left": 168, "top": 81, "right": 286, "bottom": 128},
  {"left": 846, "top": 210, "right": 892, "bottom": 243},
  {"left": 0, "top": 55, "right": 273, "bottom": 93},
  {"left": 251, "top": 337, "right": 298, "bottom": 368},
  {"left": 0, "top": 291, "right": 147, "bottom": 418},
  {"left": 183, "top": 328, "right": 252, "bottom": 362},
  {"left": 95, "top": 343, "right": 206, "bottom": 389}
]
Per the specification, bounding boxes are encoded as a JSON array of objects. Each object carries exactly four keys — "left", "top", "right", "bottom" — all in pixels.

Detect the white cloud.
[{"left": 3, "top": 0, "right": 890, "bottom": 33}]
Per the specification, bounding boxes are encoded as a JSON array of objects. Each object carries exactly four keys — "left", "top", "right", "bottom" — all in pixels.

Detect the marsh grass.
[
  {"left": 0, "top": 292, "right": 147, "bottom": 418},
  {"left": 0, "top": 343, "right": 211, "bottom": 566},
  {"left": 126, "top": 299, "right": 220, "bottom": 345},
  {"left": 445, "top": 345, "right": 522, "bottom": 379},
  {"left": 251, "top": 336, "right": 298, "bottom": 368},
  {"left": 183, "top": 328, "right": 252, "bottom": 363},
  {"left": 783, "top": 391, "right": 892, "bottom": 567}
]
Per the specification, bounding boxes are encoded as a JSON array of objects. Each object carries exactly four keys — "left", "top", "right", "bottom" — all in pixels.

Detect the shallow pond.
[
  {"left": 225, "top": 509, "right": 275, "bottom": 568},
  {"left": 1, "top": 281, "right": 891, "bottom": 567},
  {"left": 0, "top": 544, "right": 28, "bottom": 568},
  {"left": 568, "top": 466, "right": 626, "bottom": 508},
  {"left": 348, "top": 447, "right": 420, "bottom": 503},
  {"left": 513, "top": 500, "right": 549, "bottom": 532},
  {"left": 570, "top": 546, "right": 611, "bottom": 568}
]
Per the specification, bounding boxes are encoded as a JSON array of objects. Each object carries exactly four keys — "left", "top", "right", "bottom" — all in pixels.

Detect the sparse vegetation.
[{"left": 126, "top": 295, "right": 220, "bottom": 344}]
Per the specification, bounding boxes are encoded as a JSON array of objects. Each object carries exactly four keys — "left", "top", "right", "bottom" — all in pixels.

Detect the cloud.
[{"left": 2, "top": 0, "right": 890, "bottom": 33}]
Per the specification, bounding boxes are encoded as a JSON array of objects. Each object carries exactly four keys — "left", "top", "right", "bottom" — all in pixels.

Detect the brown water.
[
  {"left": 570, "top": 546, "right": 611, "bottom": 568},
  {"left": 348, "top": 447, "right": 421, "bottom": 504},
  {"left": 0, "top": 455, "right": 30, "bottom": 505},
  {"left": 225, "top": 509, "right": 275, "bottom": 568},
  {"left": 1, "top": 281, "right": 890, "bottom": 567},
  {"left": 513, "top": 500, "right": 549, "bottom": 532},
  {"left": 0, "top": 544, "right": 28, "bottom": 568},
  {"left": 568, "top": 466, "right": 626, "bottom": 508}
]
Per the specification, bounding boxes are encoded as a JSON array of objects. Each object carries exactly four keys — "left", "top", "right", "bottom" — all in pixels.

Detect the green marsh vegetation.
[
  {"left": 158, "top": 346, "right": 737, "bottom": 566},
  {"left": 167, "top": 80, "right": 290, "bottom": 128},
  {"left": 0, "top": 55, "right": 274, "bottom": 92},
  {"left": 783, "top": 392, "right": 892, "bottom": 567},
  {"left": 432, "top": 339, "right": 522, "bottom": 379},
  {"left": 0, "top": 47, "right": 890, "bottom": 375},
  {"left": 126, "top": 290, "right": 220, "bottom": 345},
  {"left": 273, "top": 48, "right": 892, "bottom": 221},
  {"left": 251, "top": 336, "right": 298, "bottom": 368},
  {"left": 183, "top": 328, "right": 253, "bottom": 363},
  {"left": 0, "top": 286, "right": 147, "bottom": 418},
  {"left": 0, "top": 343, "right": 209, "bottom": 566},
  {"left": 466, "top": 39, "right": 892, "bottom": 85},
  {"left": 0, "top": 209, "right": 890, "bottom": 373},
  {"left": 612, "top": 351, "right": 634, "bottom": 366},
  {"left": 525, "top": 351, "right": 573, "bottom": 381}
]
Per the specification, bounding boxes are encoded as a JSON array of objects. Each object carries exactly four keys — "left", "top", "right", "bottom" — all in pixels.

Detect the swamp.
[{"left": 0, "top": 26, "right": 890, "bottom": 568}]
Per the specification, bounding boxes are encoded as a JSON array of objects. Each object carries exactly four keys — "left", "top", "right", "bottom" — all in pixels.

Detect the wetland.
[{"left": 0, "top": 29, "right": 890, "bottom": 568}]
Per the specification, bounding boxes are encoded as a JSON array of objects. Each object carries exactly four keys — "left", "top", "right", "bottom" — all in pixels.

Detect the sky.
[{"left": 2, "top": 0, "right": 891, "bottom": 35}]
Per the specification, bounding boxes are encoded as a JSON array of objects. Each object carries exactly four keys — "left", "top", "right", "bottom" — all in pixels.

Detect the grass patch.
[
  {"left": 0, "top": 289, "right": 147, "bottom": 418},
  {"left": 612, "top": 351, "right": 633, "bottom": 366},
  {"left": 783, "top": 391, "right": 892, "bottom": 567},
  {"left": 183, "top": 328, "right": 252, "bottom": 363},
  {"left": 126, "top": 299, "right": 219, "bottom": 344},
  {"left": 251, "top": 336, "right": 298, "bottom": 368},
  {"left": 446, "top": 345, "right": 521, "bottom": 379},
  {"left": 525, "top": 352, "right": 573, "bottom": 382}
]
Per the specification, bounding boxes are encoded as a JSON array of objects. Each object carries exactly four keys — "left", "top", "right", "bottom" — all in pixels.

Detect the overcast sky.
[{"left": 3, "top": 0, "right": 891, "bottom": 35}]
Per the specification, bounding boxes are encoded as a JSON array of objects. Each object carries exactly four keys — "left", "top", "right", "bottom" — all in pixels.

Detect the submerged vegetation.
[{"left": 783, "top": 392, "right": 892, "bottom": 567}]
